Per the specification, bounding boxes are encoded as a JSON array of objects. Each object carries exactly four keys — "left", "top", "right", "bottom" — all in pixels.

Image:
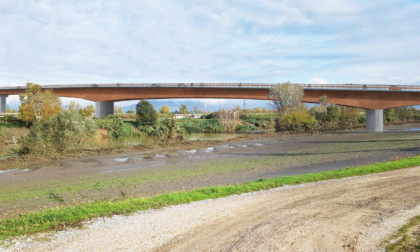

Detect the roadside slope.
[{"left": 4, "top": 167, "right": 420, "bottom": 251}]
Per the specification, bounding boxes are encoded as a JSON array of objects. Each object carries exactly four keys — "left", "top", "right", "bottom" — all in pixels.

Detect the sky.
[{"left": 1, "top": 0, "right": 419, "bottom": 109}]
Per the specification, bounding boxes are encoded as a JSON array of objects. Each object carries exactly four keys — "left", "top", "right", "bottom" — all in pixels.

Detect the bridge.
[{"left": 1, "top": 83, "right": 420, "bottom": 132}]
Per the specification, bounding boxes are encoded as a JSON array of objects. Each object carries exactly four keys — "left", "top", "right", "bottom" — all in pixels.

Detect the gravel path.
[{"left": 2, "top": 167, "right": 420, "bottom": 251}]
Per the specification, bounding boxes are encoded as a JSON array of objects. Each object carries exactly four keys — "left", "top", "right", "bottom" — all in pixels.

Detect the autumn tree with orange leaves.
[{"left": 19, "top": 83, "right": 62, "bottom": 124}]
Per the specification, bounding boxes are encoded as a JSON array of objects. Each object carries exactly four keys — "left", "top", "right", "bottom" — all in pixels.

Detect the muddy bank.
[{"left": 0, "top": 132, "right": 272, "bottom": 171}]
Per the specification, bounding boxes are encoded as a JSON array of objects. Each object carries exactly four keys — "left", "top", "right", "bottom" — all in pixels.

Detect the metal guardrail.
[
  {"left": 1, "top": 83, "right": 420, "bottom": 92},
  {"left": 0, "top": 113, "right": 19, "bottom": 117}
]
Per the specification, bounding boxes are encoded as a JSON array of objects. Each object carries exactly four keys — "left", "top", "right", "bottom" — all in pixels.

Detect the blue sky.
[{"left": 1, "top": 0, "right": 419, "bottom": 109}]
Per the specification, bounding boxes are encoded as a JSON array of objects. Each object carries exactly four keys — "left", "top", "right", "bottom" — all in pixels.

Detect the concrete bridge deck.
[{"left": 1, "top": 83, "right": 420, "bottom": 132}]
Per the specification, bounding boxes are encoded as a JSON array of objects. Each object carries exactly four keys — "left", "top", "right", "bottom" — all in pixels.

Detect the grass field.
[{"left": 1, "top": 155, "right": 420, "bottom": 241}]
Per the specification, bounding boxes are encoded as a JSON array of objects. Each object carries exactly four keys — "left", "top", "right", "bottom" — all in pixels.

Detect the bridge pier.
[
  {"left": 95, "top": 101, "right": 114, "bottom": 118},
  {"left": 0, "top": 95, "right": 7, "bottom": 113},
  {"left": 366, "top": 109, "right": 383, "bottom": 132}
]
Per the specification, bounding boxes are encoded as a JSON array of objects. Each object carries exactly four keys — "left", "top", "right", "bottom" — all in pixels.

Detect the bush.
[
  {"left": 136, "top": 100, "right": 157, "bottom": 126},
  {"left": 161, "top": 117, "right": 177, "bottom": 139},
  {"left": 243, "top": 118, "right": 273, "bottom": 129},
  {"left": 358, "top": 114, "right": 366, "bottom": 124},
  {"left": 96, "top": 116, "right": 140, "bottom": 138},
  {"left": 339, "top": 108, "right": 360, "bottom": 129},
  {"left": 179, "top": 119, "right": 223, "bottom": 133},
  {"left": 311, "top": 105, "right": 340, "bottom": 123},
  {"left": 236, "top": 124, "right": 258, "bottom": 132},
  {"left": 0, "top": 116, "right": 26, "bottom": 127},
  {"left": 139, "top": 126, "right": 165, "bottom": 137},
  {"left": 20, "top": 110, "right": 97, "bottom": 154},
  {"left": 275, "top": 109, "right": 316, "bottom": 132}
]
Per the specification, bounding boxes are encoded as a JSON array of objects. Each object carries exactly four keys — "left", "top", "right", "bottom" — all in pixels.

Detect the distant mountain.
[{"left": 122, "top": 99, "right": 272, "bottom": 113}]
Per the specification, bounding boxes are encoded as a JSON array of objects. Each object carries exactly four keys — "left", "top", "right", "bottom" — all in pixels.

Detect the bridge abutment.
[
  {"left": 366, "top": 109, "right": 383, "bottom": 132},
  {"left": 0, "top": 95, "right": 7, "bottom": 113},
  {"left": 95, "top": 101, "right": 114, "bottom": 118}
]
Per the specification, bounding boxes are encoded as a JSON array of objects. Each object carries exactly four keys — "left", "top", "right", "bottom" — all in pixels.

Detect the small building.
[{"left": 174, "top": 114, "right": 203, "bottom": 119}]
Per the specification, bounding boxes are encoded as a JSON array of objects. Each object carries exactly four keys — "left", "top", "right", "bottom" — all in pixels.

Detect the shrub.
[
  {"left": 20, "top": 110, "right": 97, "bottom": 154},
  {"left": 243, "top": 118, "right": 273, "bottom": 129},
  {"left": 136, "top": 100, "right": 157, "bottom": 126},
  {"left": 358, "top": 114, "right": 366, "bottom": 124},
  {"left": 236, "top": 124, "right": 258, "bottom": 132},
  {"left": 161, "top": 117, "right": 177, "bottom": 139},
  {"left": 311, "top": 105, "right": 340, "bottom": 123},
  {"left": 96, "top": 116, "right": 140, "bottom": 138},
  {"left": 179, "top": 119, "right": 223, "bottom": 133},
  {"left": 339, "top": 107, "right": 360, "bottom": 129},
  {"left": 275, "top": 109, "right": 316, "bottom": 132}
]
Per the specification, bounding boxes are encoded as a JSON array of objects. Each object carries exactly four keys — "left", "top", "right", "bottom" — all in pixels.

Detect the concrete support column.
[
  {"left": 95, "top": 101, "right": 114, "bottom": 118},
  {"left": 0, "top": 95, "right": 8, "bottom": 113},
  {"left": 366, "top": 109, "right": 383, "bottom": 132}
]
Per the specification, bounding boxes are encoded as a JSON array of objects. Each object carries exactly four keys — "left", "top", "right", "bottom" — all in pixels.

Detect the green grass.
[
  {"left": 386, "top": 215, "right": 420, "bottom": 251},
  {"left": 0, "top": 155, "right": 420, "bottom": 241}
]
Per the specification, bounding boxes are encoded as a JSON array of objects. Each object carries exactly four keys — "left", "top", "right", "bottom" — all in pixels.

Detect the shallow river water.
[{"left": 1, "top": 126, "right": 419, "bottom": 159}]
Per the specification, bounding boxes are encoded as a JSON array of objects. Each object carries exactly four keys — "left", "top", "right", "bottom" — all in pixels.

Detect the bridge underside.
[
  {"left": 1, "top": 86, "right": 420, "bottom": 131},
  {"left": 2, "top": 87, "right": 419, "bottom": 110}
]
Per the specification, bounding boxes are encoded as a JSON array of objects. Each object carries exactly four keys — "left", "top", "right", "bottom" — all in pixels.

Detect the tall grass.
[{"left": 0, "top": 155, "right": 420, "bottom": 240}]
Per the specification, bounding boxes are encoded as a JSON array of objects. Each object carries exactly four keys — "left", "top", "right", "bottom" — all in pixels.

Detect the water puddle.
[
  {"left": 114, "top": 157, "right": 130, "bottom": 163},
  {"left": 242, "top": 144, "right": 248, "bottom": 147},
  {"left": 0, "top": 169, "right": 15, "bottom": 175},
  {"left": 206, "top": 147, "right": 215, "bottom": 152},
  {"left": 0, "top": 169, "right": 29, "bottom": 175},
  {"left": 185, "top": 150, "right": 197, "bottom": 154},
  {"left": 385, "top": 127, "right": 420, "bottom": 132},
  {"left": 254, "top": 143, "right": 264, "bottom": 146},
  {"left": 155, "top": 154, "right": 166, "bottom": 158},
  {"left": 185, "top": 133, "right": 241, "bottom": 141}
]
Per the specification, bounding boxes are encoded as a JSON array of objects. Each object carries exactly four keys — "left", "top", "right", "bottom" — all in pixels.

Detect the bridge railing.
[{"left": 1, "top": 83, "right": 420, "bottom": 91}]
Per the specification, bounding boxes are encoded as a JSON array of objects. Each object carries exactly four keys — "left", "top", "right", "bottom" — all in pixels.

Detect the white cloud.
[
  {"left": 0, "top": 0, "right": 418, "bottom": 93},
  {"left": 308, "top": 77, "right": 329, "bottom": 84}
]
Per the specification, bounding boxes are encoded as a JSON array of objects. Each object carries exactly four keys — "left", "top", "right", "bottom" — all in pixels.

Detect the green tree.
[
  {"left": 159, "top": 105, "right": 170, "bottom": 114},
  {"left": 180, "top": 104, "right": 188, "bottom": 115},
  {"left": 136, "top": 100, "right": 157, "bottom": 126},
  {"left": 268, "top": 82, "right": 303, "bottom": 117},
  {"left": 19, "top": 82, "right": 62, "bottom": 124}
]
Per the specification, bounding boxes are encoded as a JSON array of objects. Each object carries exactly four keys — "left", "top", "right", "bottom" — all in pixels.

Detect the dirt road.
[{"left": 5, "top": 167, "right": 419, "bottom": 251}]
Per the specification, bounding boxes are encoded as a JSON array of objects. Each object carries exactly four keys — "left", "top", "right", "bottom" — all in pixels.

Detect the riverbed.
[{"left": 0, "top": 124, "right": 419, "bottom": 218}]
